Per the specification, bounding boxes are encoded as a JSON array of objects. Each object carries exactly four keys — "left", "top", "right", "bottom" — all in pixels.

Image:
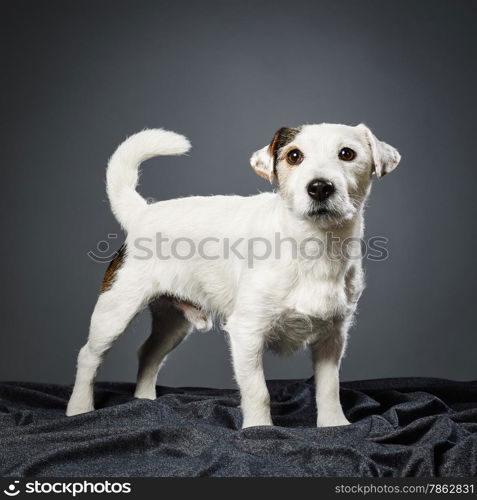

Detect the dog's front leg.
[
  {"left": 311, "top": 321, "right": 351, "bottom": 427},
  {"left": 228, "top": 328, "right": 272, "bottom": 428}
]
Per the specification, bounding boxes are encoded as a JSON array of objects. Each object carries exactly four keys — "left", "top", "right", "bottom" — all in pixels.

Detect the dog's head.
[{"left": 250, "top": 123, "right": 401, "bottom": 227}]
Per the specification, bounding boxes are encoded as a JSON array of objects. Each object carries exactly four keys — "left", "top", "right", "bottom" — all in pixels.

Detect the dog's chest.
[
  {"left": 286, "top": 270, "right": 349, "bottom": 320},
  {"left": 266, "top": 312, "right": 332, "bottom": 356},
  {"left": 265, "top": 271, "right": 350, "bottom": 356}
]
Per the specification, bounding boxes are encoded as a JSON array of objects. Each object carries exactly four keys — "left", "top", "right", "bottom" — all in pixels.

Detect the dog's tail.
[{"left": 106, "top": 129, "right": 191, "bottom": 230}]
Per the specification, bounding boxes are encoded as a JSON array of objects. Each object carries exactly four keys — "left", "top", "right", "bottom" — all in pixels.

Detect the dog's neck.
[{"left": 276, "top": 197, "right": 365, "bottom": 243}]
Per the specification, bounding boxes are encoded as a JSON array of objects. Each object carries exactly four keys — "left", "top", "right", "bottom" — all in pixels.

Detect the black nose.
[{"left": 307, "top": 179, "right": 335, "bottom": 201}]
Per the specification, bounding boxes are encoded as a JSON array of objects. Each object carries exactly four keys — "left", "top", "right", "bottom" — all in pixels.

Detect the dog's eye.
[
  {"left": 338, "top": 147, "right": 356, "bottom": 162},
  {"left": 286, "top": 149, "right": 304, "bottom": 166}
]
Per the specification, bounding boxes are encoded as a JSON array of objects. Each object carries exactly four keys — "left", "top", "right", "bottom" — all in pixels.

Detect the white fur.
[
  {"left": 67, "top": 124, "right": 400, "bottom": 428},
  {"left": 106, "top": 129, "right": 191, "bottom": 230}
]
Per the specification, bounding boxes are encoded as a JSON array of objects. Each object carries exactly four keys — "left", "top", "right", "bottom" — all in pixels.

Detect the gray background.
[{"left": 1, "top": 0, "right": 476, "bottom": 388}]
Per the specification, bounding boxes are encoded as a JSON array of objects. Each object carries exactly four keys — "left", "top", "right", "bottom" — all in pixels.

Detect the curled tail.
[{"left": 106, "top": 128, "right": 191, "bottom": 230}]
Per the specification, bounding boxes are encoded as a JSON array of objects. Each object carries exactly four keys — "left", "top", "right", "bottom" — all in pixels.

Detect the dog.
[{"left": 67, "top": 123, "right": 400, "bottom": 428}]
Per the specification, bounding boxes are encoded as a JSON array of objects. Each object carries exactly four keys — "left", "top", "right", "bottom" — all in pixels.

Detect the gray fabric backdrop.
[{"left": 1, "top": 0, "right": 476, "bottom": 388}]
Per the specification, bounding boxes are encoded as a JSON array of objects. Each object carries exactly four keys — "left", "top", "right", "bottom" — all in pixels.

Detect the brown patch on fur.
[
  {"left": 268, "top": 127, "right": 301, "bottom": 176},
  {"left": 100, "top": 244, "right": 126, "bottom": 293}
]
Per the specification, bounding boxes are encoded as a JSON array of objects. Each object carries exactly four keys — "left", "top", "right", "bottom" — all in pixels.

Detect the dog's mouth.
[
  {"left": 306, "top": 205, "right": 351, "bottom": 227},
  {"left": 307, "top": 204, "right": 340, "bottom": 219},
  {"left": 314, "top": 208, "right": 331, "bottom": 215}
]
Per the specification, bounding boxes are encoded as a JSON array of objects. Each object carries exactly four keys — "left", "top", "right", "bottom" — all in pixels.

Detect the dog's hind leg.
[
  {"left": 134, "top": 297, "right": 192, "bottom": 400},
  {"left": 66, "top": 266, "right": 148, "bottom": 416}
]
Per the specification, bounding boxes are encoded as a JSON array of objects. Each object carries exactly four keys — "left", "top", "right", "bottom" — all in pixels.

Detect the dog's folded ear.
[
  {"left": 357, "top": 124, "right": 401, "bottom": 179},
  {"left": 250, "top": 144, "right": 275, "bottom": 182},
  {"left": 250, "top": 127, "right": 299, "bottom": 182}
]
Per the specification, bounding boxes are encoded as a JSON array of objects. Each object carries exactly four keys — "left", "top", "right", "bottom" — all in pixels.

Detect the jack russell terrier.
[{"left": 67, "top": 123, "right": 400, "bottom": 428}]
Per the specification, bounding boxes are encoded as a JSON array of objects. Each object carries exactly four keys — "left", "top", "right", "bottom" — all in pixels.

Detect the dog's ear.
[
  {"left": 357, "top": 124, "right": 401, "bottom": 179},
  {"left": 250, "top": 127, "right": 298, "bottom": 182},
  {"left": 250, "top": 144, "right": 275, "bottom": 182}
]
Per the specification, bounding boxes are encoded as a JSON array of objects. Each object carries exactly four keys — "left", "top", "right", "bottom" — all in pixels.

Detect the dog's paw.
[
  {"left": 317, "top": 412, "right": 351, "bottom": 427},
  {"left": 66, "top": 404, "right": 94, "bottom": 417},
  {"left": 242, "top": 418, "right": 273, "bottom": 429},
  {"left": 134, "top": 388, "right": 157, "bottom": 400}
]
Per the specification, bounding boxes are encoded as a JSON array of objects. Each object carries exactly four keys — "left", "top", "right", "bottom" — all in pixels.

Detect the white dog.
[{"left": 67, "top": 123, "right": 400, "bottom": 428}]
